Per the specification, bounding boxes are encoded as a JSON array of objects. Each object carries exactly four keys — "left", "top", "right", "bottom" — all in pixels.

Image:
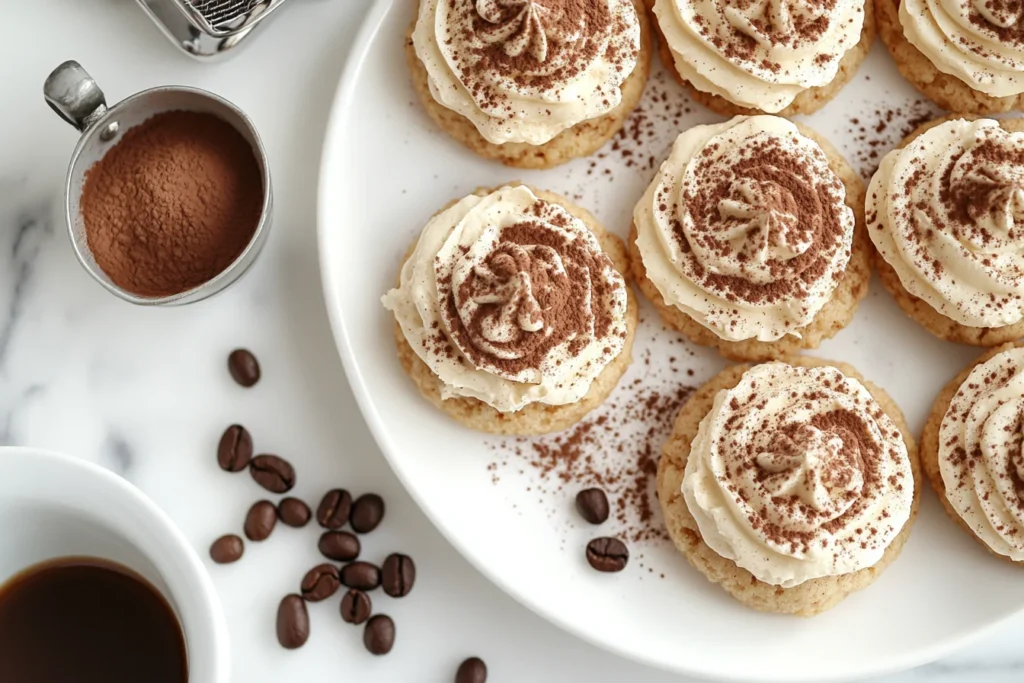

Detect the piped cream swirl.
[
  {"left": 683, "top": 362, "right": 914, "bottom": 586},
  {"left": 901, "top": 0, "right": 1024, "bottom": 97},
  {"left": 939, "top": 346, "right": 1024, "bottom": 561},
  {"left": 413, "top": 0, "right": 641, "bottom": 145},
  {"left": 383, "top": 185, "right": 629, "bottom": 412},
  {"left": 652, "top": 0, "right": 865, "bottom": 112},
  {"left": 868, "top": 118, "right": 1024, "bottom": 328},
  {"left": 634, "top": 116, "right": 854, "bottom": 342}
]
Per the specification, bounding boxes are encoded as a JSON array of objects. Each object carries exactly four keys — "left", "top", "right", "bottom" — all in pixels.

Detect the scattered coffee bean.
[
  {"left": 350, "top": 493, "right": 385, "bottom": 533},
  {"left": 316, "top": 488, "right": 352, "bottom": 529},
  {"left": 228, "top": 348, "right": 260, "bottom": 387},
  {"left": 585, "top": 537, "right": 629, "bottom": 573},
  {"left": 300, "top": 563, "right": 341, "bottom": 602},
  {"left": 456, "top": 657, "right": 488, "bottom": 683},
  {"left": 276, "top": 594, "right": 309, "bottom": 649},
  {"left": 363, "top": 614, "right": 395, "bottom": 655},
  {"left": 340, "top": 589, "right": 372, "bottom": 625},
  {"left": 575, "top": 487, "right": 610, "bottom": 525},
  {"left": 340, "top": 561, "right": 381, "bottom": 591},
  {"left": 318, "top": 531, "right": 361, "bottom": 562},
  {"left": 381, "top": 553, "right": 416, "bottom": 598},
  {"left": 209, "top": 534, "right": 244, "bottom": 564},
  {"left": 249, "top": 454, "right": 295, "bottom": 493},
  {"left": 277, "top": 497, "right": 311, "bottom": 528},
  {"left": 244, "top": 500, "right": 277, "bottom": 541},
  {"left": 217, "top": 424, "right": 253, "bottom": 472}
]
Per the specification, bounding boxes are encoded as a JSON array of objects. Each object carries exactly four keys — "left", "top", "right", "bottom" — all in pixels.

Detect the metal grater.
[{"left": 136, "top": 0, "right": 290, "bottom": 59}]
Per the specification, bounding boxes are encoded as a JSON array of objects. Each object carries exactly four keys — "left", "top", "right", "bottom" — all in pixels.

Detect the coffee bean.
[
  {"left": 209, "top": 534, "right": 244, "bottom": 564},
  {"left": 340, "top": 589, "right": 372, "bottom": 625},
  {"left": 228, "top": 348, "right": 260, "bottom": 387},
  {"left": 217, "top": 424, "right": 252, "bottom": 472},
  {"left": 300, "top": 563, "right": 341, "bottom": 602},
  {"left": 318, "top": 531, "right": 361, "bottom": 562},
  {"left": 350, "top": 493, "right": 385, "bottom": 533},
  {"left": 277, "top": 497, "right": 311, "bottom": 528},
  {"left": 249, "top": 454, "right": 295, "bottom": 493},
  {"left": 381, "top": 553, "right": 416, "bottom": 598},
  {"left": 340, "top": 561, "right": 381, "bottom": 591},
  {"left": 316, "top": 488, "right": 352, "bottom": 529},
  {"left": 276, "top": 594, "right": 309, "bottom": 649},
  {"left": 585, "top": 537, "right": 629, "bottom": 572},
  {"left": 363, "top": 614, "right": 395, "bottom": 655},
  {"left": 575, "top": 488, "right": 610, "bottom": 525},
  {"left": 456, "top": 657, "right": 488, "bottom": 683},
  {"left": 244, "top": 500, "right": 277, "bottom": 541}
]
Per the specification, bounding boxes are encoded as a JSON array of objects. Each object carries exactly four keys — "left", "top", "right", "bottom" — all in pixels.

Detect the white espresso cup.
[{"left": 0, "top": 447, "right": 229, "bottom": 682}]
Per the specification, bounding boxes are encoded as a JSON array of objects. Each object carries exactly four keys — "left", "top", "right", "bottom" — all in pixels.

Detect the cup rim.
[
  {"left": 63, "top": 84, "right": 273, "bottom": 306},
  {"left": 0, "top": 446, "right": 230, "bottom": 682}
]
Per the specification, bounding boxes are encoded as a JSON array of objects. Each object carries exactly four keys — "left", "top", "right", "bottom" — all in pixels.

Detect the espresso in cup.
[{"left": 0, "top": 556, "right": 187, "bottom": 683}]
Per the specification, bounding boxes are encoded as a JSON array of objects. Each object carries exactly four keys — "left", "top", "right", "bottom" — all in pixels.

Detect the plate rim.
[{"left": 315, "top": 3, "right": 1024, "bottom": 679}]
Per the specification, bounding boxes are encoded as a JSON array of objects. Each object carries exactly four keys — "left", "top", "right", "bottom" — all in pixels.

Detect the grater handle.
[{"left": 43, "top": 61, "right": 109, "bottom": 133}]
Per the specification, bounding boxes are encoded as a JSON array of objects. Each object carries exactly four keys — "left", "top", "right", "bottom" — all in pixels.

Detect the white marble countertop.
[{"left": 1, "top": 1, "right": 1021, "bottom": 681}]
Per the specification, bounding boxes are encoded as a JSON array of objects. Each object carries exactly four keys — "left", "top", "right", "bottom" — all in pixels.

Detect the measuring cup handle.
[{"left": 43, "top": 61, "right": 109, "bottom": 133}]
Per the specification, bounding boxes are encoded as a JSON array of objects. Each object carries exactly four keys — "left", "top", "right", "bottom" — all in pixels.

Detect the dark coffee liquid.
[{"left": 0, "top": 557, "right": 187, "bottom": 683}]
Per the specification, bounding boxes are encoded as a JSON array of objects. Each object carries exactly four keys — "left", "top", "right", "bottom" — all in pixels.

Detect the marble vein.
[
  {"left": 102, "top": 432, "right": 134, "bottom": 475},
  {"left": 0, "top": 384, "right": 45, "bottom": 447},
  {"left": 0, "top": 198, "right": 53, "bottom": 371}
]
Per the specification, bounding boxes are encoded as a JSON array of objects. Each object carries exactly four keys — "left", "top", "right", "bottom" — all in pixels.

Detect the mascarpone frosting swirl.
[
  {"left": 901, "top": 0, "right": 1024, "bottom": 97},
  {"left": 382, "top": 185, "right": 629, "bottom": 413},
  {"left": 652, "top": 0, "right": 864, "bottom": 112},
  {"left": 413, "top": 0, "right": 641, "bottom": 145},
  {"left": 634, "top": 116, "right": 855, "bottom": 342},
  {"left": 868, "top": 118, "right": 1024, "bottom": 328},
  {"left": 939, "top": 347, "right": 1024, "bottom": 561},
  {"left": 683, "top": 362, "right": 914, "bottom": 586}
]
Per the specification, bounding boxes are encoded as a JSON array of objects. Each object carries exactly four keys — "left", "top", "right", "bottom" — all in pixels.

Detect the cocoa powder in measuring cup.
[{"left": 80, "top": 110, "right": 262, "bottom": 298}]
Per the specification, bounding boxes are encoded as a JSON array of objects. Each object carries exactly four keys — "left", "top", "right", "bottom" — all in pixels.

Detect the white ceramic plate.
[{"left": 318, "top": 2, "right": 1024, "bottom": 680}]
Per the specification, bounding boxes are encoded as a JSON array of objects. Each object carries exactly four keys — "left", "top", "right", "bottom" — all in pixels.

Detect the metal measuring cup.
[{"left": 43, "top": 60, "right": 273, "bottom": 305}]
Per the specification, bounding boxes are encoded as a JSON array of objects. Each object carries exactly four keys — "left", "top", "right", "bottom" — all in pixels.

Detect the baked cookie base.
[
  {"left": 405, "top": 0, "right": 653, "bottom": 170},
  {"left": 919, "top": 342, "right": 1024, "bottom": 568},
  {"left": 657, "top": 357, "right": 922, "bottom": 616},
  {"left": 628, "top": 124, "right": 870, "bottom": 362},
  {"left": 646, "top": 0, "right": 874, "bottom": 116},
  {"left": 393, "top": 184, "right": 639, "bottom": 436},
  {"left": 875, "top": 0, "right": 1024, "bottom": 114},
  {"left": 871, "top": 116, "right": 1024, "bottom": 346}
]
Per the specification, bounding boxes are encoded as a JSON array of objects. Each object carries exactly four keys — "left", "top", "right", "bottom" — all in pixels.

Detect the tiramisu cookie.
[
  {"left": 868, "top": 116, "right": 1024, "bottom": 345},
  {"left": 629, "top": 116, "right": 869, "bottom": 362},
  {"left": 407, "top": 0, "right": 652, "bottom": 169},
  {"left": 647, "top": 0, "right": 874, "bottom": 115},
  {"left": 921, "top": 343, "right": 1024, "bottom": 566},
  {"left": 382, "top": 184, "right": 638, "bottom": 435},
  {"left": 658, "top": 358, "right": 920, "bottom": 616},
  {"left": 877, "top": 0, "right": 1024, "bottom": 114}
]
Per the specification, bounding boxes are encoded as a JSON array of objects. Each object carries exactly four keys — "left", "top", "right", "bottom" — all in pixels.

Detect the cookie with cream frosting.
[
  {"left": 383, "top": 184, "right": 638, "bottom": 435},
  {"left": 921, "top": 342, "right": 1024, "bottom": 567},
  {"left": 868, "top": 116, "right": 1024, "bottom": 345},
  {"left": 629, "top": 115, "right": 869, "bottom": 362},
  {"left": 646, "top": 0, "right": 874, "bottom": 115},
  {"left": 658, "top": 357, "right": 921, "bottom": 616},
  {"left": 407, "top": 0, "right": 652, "bottom": 169},
  {"left": 876, "top": 0, "right": 1024, "bottom": 114}
]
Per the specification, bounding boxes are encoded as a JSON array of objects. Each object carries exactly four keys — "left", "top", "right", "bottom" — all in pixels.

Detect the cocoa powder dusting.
[
  {"left": 844, "top": 100, "right": 941, "bottom": 180},
  {"left": 80, "top": 111, "right": 263, "bottom": 297},
  {"left": 488, "top": 339, "right": 696, "bottom": 547},
  {"left": 583, "top": 69, "right": 703, "bottom": 185},
  {"left": 437, "top": 199, "right": 624, "bottom": 379},
  {"left": 452, "top": 0, "right": 635, "bottom": 120}
]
